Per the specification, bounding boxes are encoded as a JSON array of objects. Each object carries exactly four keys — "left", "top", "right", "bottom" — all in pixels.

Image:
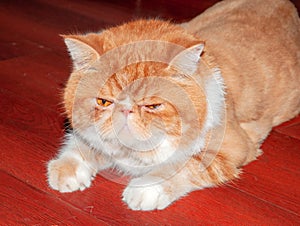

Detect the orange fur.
[{"left": 47, "top": 0, "right": 300, "bottom": 211}]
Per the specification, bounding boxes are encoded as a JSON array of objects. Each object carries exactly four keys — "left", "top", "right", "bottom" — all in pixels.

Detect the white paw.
[
  {"left": 122, "top": 176, "right": 171, "bottom": 211},
  {"left": 47, "top": 157, "right": 95, "bottom": 193}
]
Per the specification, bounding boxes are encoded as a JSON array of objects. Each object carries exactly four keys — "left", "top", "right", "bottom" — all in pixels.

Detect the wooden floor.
[{"left": 1, "top": 0, "right": 300, "bottom": 225}]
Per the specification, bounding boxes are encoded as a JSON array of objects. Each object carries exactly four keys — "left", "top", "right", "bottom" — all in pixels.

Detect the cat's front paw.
[
  {"left": 122, "top": 176, "right": 171, "bottom": 211},
  {"left": 47, "top": 157, "right": 95, "bottom": 193}
]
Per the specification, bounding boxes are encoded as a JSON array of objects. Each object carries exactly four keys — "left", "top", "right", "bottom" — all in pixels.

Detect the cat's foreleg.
[
  {"left": 47, "top": 132, "right": 110, "bottom": 192},
  {"left": 122, "top": 153, "right": 239, "bottom": 211}
]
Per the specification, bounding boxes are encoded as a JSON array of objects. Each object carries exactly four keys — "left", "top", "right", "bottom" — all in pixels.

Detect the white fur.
[
  {"left": 122, "top": 176, "right": 171, "bottom": 210},
  {"left": 111, "top": 138, "right": 177, "bottom": 177},
  {"left": 64, "top": 38, "right": 100, "bottom": 71},
  {"left": 169, "top": 44, "right": 204, "bottom": 75},
  {"left": 47, "top": 154, "right": 94, "bottom": 193},
  {"left": 203, "top": 67, "right": 225, "bottom": 131},
  {"left": 152, "top": 138, "right": 176, "bottom": 164},
  {"left": 47, "top": 133, "right": 96, "bottom": 192},
  {"left": 80, "top": 124, "right": 184, "bottom": 177},
  {"left": 117, "top": 96, "right": 132, "bottom": 110},
  {"left": 59, "top": 162, "right": 92, "bottom": 192},
  {"left": 80, "top": 126, "right": 106, "bottom": 151}
]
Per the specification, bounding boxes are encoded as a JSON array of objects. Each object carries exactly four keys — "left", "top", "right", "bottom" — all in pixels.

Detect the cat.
[{"left": 47, "top": 0, "right": 300, "bottom": 211}]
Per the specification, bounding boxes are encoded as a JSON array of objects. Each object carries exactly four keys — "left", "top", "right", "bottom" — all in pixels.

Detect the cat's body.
[
  {"left": 48, "top": 0, "right": 300, "bottom": 210},
  {"left": 183, "top": 0, "right": 300, "bottom": 145}
]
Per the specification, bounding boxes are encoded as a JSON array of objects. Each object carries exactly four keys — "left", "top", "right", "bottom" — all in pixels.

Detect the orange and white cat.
[{"left": 47, "top": 0, "right": 300, "bottom": 210}]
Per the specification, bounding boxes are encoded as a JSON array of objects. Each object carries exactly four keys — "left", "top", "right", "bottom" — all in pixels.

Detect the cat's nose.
[{"left": 121, "top": 109, "right": 133, "bottom": 116}]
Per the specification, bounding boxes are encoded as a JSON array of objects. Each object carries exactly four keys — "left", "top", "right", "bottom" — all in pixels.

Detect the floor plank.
[
  {"left": 0, "top": 30, "right": 52, "bottom": 61},
  {"left": 0, "top": 54, "right": 69, "bottom": 108},
  {"left": 0, "top": 171, "right": 107, "bottom": 225},
  {"left": 54, "top": 178, "right": 300, "bottom": 225},
  {"left": 275, "top": 118, "right": 300, "bottom": 140},
  {"left": 231, "top": 132, "right": 300, "bottom": 214}
]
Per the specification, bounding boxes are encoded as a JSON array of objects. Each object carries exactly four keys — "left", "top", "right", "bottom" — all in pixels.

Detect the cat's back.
[
  {"left": 183, "top": 0, "right": 300, "bottom": 77},
  {"left": 183, "top": 0, "right": 300, "bottom": 125},
  {"left": 184, "top": 0, "right": 300, "bottom": 41}
]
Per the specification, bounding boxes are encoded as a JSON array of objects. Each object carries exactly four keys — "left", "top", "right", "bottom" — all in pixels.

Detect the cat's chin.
[
  {"left": 115, "top": 130, "right": 167, "bottom": 153},
  {"left": 99, "top": 136, "right": 181, "bottom": 172},
  {"left": 79, "top": 125, "right": 204, "bottom": 175}
]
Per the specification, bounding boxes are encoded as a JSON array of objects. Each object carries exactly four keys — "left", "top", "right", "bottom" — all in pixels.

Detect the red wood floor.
[{"left": 1, "top": 0, "right": 300, "bottom": 225}]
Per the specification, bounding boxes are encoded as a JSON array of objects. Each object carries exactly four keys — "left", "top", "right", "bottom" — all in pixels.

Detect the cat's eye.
[
  {"left": 96, "top": 98, "right": 113, "bottom": 107},
  {"left": 144, "top": 104, "right": 162, "bottom": 110}
]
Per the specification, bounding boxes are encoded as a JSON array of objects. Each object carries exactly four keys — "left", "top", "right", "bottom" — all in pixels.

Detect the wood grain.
[
  {"left": 0, "top": 171, "right": 107, "bottom": 225},
  {"left": 231, "top": 131, "right": 300, "bottom": 214}
]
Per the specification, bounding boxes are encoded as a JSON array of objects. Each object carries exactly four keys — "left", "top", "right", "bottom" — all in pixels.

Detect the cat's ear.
[
  {"left": 169, "top": 43, "right": 204, "bottom": 75},
  {"left": 62, "top": 35, "right": 100, "bottom": 71}
]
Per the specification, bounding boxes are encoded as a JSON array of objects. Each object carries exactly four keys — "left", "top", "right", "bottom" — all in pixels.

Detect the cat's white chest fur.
[{"left": 108, "top": 137, "right": 177, "bottom": 176}]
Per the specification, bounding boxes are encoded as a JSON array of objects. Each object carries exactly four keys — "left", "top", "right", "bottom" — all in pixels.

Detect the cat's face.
[
  {"left": 95, "top": 63, "right": 180, "bottom": 150},
  {"left": 69, "top": 61, "right": 205, "bottom": 157},
  {"left": 62, "top": 20, "right": 225, "bottom": 169}
]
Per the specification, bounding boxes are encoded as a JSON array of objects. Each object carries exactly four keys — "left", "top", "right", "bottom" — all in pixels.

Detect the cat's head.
[{"left": 62, "top": 20, "right": 225, "bottom": 169}]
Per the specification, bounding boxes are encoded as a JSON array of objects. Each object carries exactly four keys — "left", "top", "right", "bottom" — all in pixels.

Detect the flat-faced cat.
[{"left": 47, "top": 0, "right": 300, "bottom": 210}]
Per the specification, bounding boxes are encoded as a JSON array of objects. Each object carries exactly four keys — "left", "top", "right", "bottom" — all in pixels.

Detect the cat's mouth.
[
  {"left": 115, "top": 124, "right": 166, "bottom": 152},
  {"left": 117, "top": 124, "right": 150, "bottom": 141}
]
